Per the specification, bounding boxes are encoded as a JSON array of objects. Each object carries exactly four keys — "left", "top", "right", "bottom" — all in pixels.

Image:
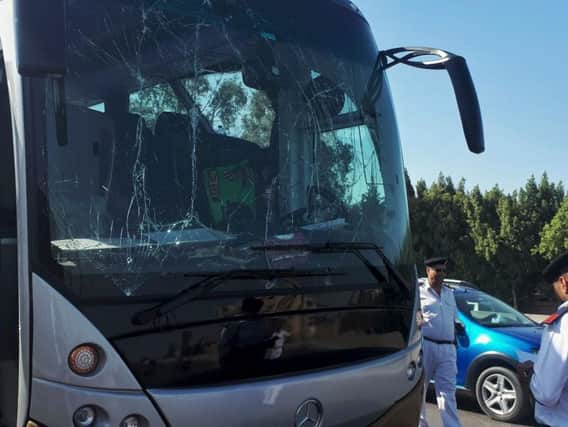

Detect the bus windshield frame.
[{"left": 25, "top": 0, "right": 413, "bottom": 307}]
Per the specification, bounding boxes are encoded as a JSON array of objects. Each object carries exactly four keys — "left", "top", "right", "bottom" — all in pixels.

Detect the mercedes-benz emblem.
[{"left": 295, "top": 399, "right": 323, "bottom": 427}]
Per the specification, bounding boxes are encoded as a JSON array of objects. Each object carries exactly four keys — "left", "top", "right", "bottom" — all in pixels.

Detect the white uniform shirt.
[
  {"left": 419, "top": 281, "right": 457, "bottom": 342},
  {"left": 530, "top": 301, "right": 568, "bottom": 427}
]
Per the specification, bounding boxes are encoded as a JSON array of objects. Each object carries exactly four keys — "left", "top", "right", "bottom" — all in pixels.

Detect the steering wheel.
[{"left": 483, "top": 313, "right": 499, "bottom": 324}]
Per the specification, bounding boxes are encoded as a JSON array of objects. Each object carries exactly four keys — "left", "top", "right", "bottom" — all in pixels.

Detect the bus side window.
[
  {"left": 0, "top": 58, "right": 16, "bottom": 239},
  {"left": 0, "top": 53, "right": 19, "bottom": 427}
]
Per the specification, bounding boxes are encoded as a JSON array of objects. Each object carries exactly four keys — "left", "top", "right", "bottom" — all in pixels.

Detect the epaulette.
[{"left": 542, "top": 308, "right": 568, "bottom": 325}]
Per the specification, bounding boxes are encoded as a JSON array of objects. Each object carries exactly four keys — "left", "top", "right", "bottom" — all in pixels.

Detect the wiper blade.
[
  {"left": 496, "top": 323, "right": 536, "bottom": 328},
  {"left": 250, "top": 241, "right": 411, "bottom": 298},
  {"left": 131, "top": 268, "right": 338, "bottom": 326}
]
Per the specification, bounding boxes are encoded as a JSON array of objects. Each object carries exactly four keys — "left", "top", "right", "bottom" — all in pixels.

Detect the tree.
[
  {"left": 415, "top": 179, "right": 427, "bottom": 198},
  {"left": 409, "top": 174, "right": 478, "bottom": 282},
  {"left": 406, "top": 171, "right": 565, "bottom": 306},
  {"left": 494, "top": 194, "right": 524, "bottom": 306},
  {"left": 242, "top": 91, "right": 275, "bottom": 147},
  {"left": 129, "top": 83, "right": 181, "bottom": 129},
  {"left": 513, "top": 174, "right": 565, "bottom": 301},
  {"left": 316, "top": 132, "right": 355, "bottom": 212},
  {"left": 130, "top": 71, "right": 278, "bottom": 149},
  {"left": 204, "top": 79, "right": 248, "bottom": 133},
  {"left": 404, "top": 169, "right": 415, "bottom": 199},
  {"left": 462, "top": 185, "right": 506, "bottom": 298},
  {"left": 538, "top": 197, "right": 568, "bottom": 259}
]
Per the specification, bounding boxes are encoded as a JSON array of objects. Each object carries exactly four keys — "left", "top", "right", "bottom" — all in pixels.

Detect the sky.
[{"left": 354, "top": 1, "right": 568, "bottom": 193}]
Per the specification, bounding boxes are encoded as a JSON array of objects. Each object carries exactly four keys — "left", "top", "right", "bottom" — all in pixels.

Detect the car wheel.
[{"left": 474, "top": 366, "right": 531, "bottom": 423}]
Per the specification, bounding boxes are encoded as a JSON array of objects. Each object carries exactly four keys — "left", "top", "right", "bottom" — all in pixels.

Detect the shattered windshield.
[{"left": 36, "top": 0, "right": 411, "bottom": 298}]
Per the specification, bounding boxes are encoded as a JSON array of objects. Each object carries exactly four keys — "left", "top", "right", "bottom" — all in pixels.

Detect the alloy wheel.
[{"left": 480, "top": 372, "right": 517, "bottom": 416}]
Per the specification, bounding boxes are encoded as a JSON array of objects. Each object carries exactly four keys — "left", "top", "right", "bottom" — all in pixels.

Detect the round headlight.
[{"left": 69, "top": 344, "right": 99, "bottom": 376}]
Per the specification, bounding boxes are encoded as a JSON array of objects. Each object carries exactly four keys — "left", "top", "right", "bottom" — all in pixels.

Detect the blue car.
[{"left": 420, "top": 278, "right": 543, "bottom": 423}]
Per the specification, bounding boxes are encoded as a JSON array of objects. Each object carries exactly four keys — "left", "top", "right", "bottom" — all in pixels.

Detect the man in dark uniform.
[{"left": 518, "top": 251, "right": 568, "bottom": 427}]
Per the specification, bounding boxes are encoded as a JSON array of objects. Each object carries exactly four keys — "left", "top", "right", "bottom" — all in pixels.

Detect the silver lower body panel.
[
  {"left": 149, "top": 341, "right": 422, "bottom": 427},
  {"left": 30, "top": 378, "right": 166, "bottom": 426}
]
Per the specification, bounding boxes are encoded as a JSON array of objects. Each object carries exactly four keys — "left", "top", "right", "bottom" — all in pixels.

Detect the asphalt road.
[{"left": 424, "top": 391, "right": 537, "bottom": 427}]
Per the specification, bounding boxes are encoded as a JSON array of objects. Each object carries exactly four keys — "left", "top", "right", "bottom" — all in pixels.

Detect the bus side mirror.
[
  {"left": 445, "top": 56, "right": 484, "bottom": 154},
  {"left": 369, "top": 47, "right": 485, "bottom": 154},
  {"left": 14, "top": 0, "right": 66, "bottom": 77}
]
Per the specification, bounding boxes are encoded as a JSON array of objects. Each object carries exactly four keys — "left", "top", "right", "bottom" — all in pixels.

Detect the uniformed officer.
[
  {"left": 518, "top": 251, "right": 568, "bottom": 427},
  {"left": 419, "top": 257, "right": 462, "bottom": 427}
]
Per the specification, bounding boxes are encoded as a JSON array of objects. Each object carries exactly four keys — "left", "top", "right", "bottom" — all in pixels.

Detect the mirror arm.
[
  {"left": 375, "top": 46, "right": 484, "bottom": 154},
  {"left": 379, "top": 47, "right": 455, "bottom": 71},
  {"left": 362, "top": 47, "right": 452, "bottom": 113}
]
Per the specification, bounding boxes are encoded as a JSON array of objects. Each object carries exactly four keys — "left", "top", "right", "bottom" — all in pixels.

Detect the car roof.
[{"left": 418, "top": 277, "right": 480, "bottom": 293}]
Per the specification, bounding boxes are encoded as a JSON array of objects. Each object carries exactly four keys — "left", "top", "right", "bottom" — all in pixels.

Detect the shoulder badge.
[{"left": 542, "top": 310, "right": 568, "bottom": 325}]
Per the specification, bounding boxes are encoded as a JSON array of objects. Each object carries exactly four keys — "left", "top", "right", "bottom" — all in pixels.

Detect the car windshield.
[
  {"left": 32, "top": 0, "right": 412, "bottom": 300},
  {"left": 455, "top": 291, "right": 535, "bottom": 327}
]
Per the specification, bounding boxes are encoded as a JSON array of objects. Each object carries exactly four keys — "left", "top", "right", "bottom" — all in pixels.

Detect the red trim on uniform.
[{"left": 542, "top": 311, "right": 567, "bottom": 325}]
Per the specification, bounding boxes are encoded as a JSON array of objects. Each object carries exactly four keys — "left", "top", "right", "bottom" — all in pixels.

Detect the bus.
[{"left": 0, "top": 1, "right": 484, "bottom": 426}]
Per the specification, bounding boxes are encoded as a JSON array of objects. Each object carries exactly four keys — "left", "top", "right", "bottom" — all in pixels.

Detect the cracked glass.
[{"left": 37, "top": 0, "right": 412, "bottom": 300}]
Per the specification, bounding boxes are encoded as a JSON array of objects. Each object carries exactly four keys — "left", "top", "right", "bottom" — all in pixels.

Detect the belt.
[{"left": 423, "top": 336, "right": 456, "bottom": 345}]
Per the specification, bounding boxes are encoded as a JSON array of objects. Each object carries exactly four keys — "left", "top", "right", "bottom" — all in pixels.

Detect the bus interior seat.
[
  {"left": 150, "top": 111, "right": 272, "bottom": 232},
  {"left": 200, "top": 130, "right": 271, "bottom": 232}
]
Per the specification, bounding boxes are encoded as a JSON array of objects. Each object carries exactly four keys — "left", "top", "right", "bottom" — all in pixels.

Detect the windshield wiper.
[
  {"left": 250, "top": 241, "right": 411, "bottom": 298},
  {"left": 495, "top": 323, "right": 537, "bottom": 328},
  {"left": 131, "top": 242, "right": 409, "bottom": 326},
  {"left": 131, "top": 268, "right": 340, "bottom": 326}
]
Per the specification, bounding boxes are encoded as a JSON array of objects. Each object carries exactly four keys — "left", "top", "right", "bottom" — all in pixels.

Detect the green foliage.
[
  {"left": 129, "top": 72, "right": 275, "bottom": 147},
  {"left": 205, "top": 79, "right": 248, "bottom": 132},
  {"left": 408, "top": 172, "right": 566, "bottom": 306},
  {"left": 129, "top": 83, "right": 181, "bottom": 129},
  {"left": 537, "top": 198, "right": 568, "bottom": 259},
  {"left": 410, "top": 174, "right": 474, "bottom": 276},
  {"left": 242, "top": 91, "right": 275, "bottom": 147}
]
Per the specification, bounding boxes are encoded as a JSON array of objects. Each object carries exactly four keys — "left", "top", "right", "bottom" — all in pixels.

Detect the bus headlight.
[
  {"left": 69, "top": 344, "right": 100, "bottom": 376},
  {"left": 73, "top": 405, "right": 96, "bottom": 427}
]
